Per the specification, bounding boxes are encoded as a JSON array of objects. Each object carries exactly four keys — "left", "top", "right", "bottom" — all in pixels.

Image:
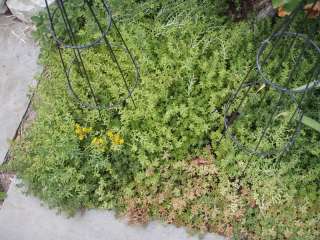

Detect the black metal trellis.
[
  {"left": 44, "top": 0, "right": 140, "bottom": 112},
  {"left": 220, "top": 0, "right": 320, "bottom": 159},
  {"left": 44, "top": 0, "right": 319, "bottom": 160}
]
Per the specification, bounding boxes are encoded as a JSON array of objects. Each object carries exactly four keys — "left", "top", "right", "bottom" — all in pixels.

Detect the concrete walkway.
[
  {"left": 0, "top": 15, "right": 39, "bottom": 163},
  {"left": 0, "top": 15, "right": 225, "bottom": 240},
  {"left": 0, "top": 179, "right": 226, "bottom": 240}
]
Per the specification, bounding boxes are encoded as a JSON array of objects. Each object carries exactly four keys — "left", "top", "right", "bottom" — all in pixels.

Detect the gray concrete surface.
[
  {"left": 0, "top": 0, "right": 7, "bottom": 14},
  {"left": 6, "top": 0, "right": 54, "bottom": 23},
  {"left": 0, "top": 179, "right": 226, "bottom": 240},
  {"left": 0, "top": 15, "right": 39, "bottom": 163}
]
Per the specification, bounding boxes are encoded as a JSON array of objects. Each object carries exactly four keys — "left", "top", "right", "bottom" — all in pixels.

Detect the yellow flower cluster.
[
  {"left": 107, "top": 130, "right": 124, "bottom": 145},
  {"left": 75, "top": 125, "right": 124, "bottom": 149},
  {"left": 75, "top": 124, "right": 92, "bottom": 140}
]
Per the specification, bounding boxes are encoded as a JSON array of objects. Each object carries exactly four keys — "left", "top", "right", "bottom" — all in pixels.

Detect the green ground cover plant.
[
  {"left": 5, "top": 0, "right": 320, "bottom": 239},
  {"left": 0, "top": 191, "right": 6, "bottom": 202}
]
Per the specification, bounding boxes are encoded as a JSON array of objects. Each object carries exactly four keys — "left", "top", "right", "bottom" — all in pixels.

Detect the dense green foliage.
[
  {"left": 0, "top": 191, "right": 6, "bottom": 201},
  {"left": 6, "top": 0, "right": 319, "bottom": 239}
]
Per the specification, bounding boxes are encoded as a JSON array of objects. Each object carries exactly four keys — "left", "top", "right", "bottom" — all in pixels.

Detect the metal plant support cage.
[
  {"left": 44, "top": 0, "right": 140, "bottom": 111},
  {"left": 44, "top": 0, "right": 319, "bottom": 161},
  {"left": 220, "top": 0, "right": 320, "bottom": 159}
]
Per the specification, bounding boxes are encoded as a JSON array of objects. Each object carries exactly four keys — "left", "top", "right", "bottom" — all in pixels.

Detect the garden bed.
[{"left": 4, "top": 0, "right": 320, "bottom": 239}]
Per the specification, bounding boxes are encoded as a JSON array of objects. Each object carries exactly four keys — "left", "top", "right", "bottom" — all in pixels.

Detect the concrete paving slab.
[
  {"left": 0, "top": 15, "right": 40, "bottom": 163},
  {"left": 0, "top": 179, "right": 226, "bottom": 240}
]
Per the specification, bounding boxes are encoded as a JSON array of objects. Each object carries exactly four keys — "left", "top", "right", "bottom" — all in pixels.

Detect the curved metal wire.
[
  {"left": 65, "top": 45, "right": 140, "bottom": 110},
  {"left": 49, "top": 0, "right": 113, "bottom": 49},
  {"left": 256, "top": 31, "right": 320, "bottom": 93},
  {"left": 44, "top": 0, "right": 140, "bottom": 111},
  {"left": 223, "top": 81, "right": 304, "bottom": 158},
  {"left": 220, "top": 0, "right": 320, "bottom": 158}
]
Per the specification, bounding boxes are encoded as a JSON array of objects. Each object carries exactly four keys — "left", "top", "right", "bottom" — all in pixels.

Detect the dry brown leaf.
[
  {"left": 304, "top": 1, "right": 320, "bottom": 18},
  {"left": 278, "top": 6, "right": 290, "bottom": 17},
  {"left": 192, "top": 157, "right": 209, "bottom": 166}
]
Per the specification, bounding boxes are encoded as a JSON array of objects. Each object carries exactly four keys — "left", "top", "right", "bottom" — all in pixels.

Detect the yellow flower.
[
  {"left": 75, "top": 124, "right": 82, "bottom": 134},
  {"left": 82, "top": 127, "right": 92, "bottom": 134},
  {"left": 106, "top": 130, "right": 114, "bottom": 138},
  {"left": 106, "top": 130, "right": 124, "bottom": 145},
  {"left": 112, "top": 133, "right": 125, "bottom": 145},
  {"left": 75, "top": 123, "right": 92, "bottom": 140}
]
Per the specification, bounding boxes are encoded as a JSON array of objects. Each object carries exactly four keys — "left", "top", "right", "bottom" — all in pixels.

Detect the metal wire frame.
[
  {"left": 45, "top": 0, "right": 319, "bottom": 159},
  {"left": 44, "top": 0, "right": 140, "bottom": 111},
  {"left": 220, "top": 0, "right": 320, "bottom": 159}
]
